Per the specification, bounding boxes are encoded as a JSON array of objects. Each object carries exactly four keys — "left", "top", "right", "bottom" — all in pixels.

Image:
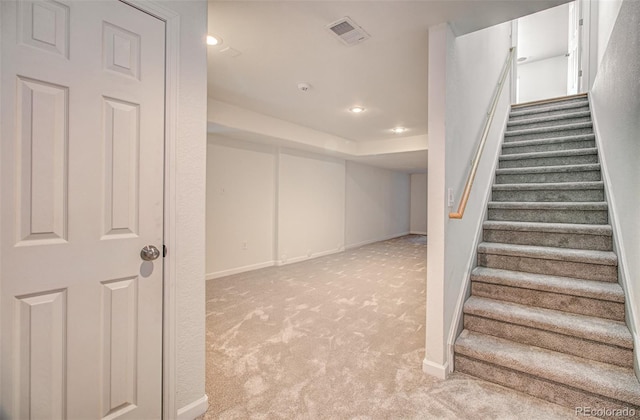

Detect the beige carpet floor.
[{"left": 202, "top": 235, "right": 576, "bottom": 419}]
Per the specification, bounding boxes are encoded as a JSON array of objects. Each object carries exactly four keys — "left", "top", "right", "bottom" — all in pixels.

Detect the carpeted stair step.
[
  {"left": 487, "top": 201, "right": 608, "bottom": 224},
  {"left": 477, "top": 242, "right": 618, "bottom": 282},
  {"left": 470, "top": 267, "right": 624, "bottom": 321},
  {"left": 482, "top": 220, "right": 612, "bottom": 251},
  {"left": 507, "top": 110, "right": 592, "bottom": 130},
  {"left": 495, "top": 164, "right": 601, "bottom": 184},
  {"left": 509, "top": 100, "right": 590, "bottom": 121},
  {"left": 501, "top": 134, "right": 596, "bottom": 155},
  {"left": 454, "top": 330, "right": 640, "bottom": 413},
  {"left": 504, "top": 121, "right": 593, "bottom": 142},
  {"left": 510, "top": 94, "right": 589, "bottom": 114},
  {"left": 499, "top": 148, "right": 598, "bottom": 169},
  {"left": 462, "top": 296, "right": 633, "bottom": 367},
  {"left": 492, "top": 181, "right": 604, "bottom": 202},
  {"left": 488, "top": 201, "right": 609, "bottom": 225}
]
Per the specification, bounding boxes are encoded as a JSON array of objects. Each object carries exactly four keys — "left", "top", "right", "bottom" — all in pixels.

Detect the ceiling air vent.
[{"left": 326, "top": 17, "right": 370, "bottom": 46}]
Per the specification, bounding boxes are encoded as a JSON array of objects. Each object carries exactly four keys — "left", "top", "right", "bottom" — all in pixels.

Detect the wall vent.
[{"left": 326, "top": 17, "right": 370, "bottom": 46}]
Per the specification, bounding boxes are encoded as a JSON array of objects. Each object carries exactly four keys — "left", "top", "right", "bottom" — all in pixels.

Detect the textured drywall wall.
[
  {"left": 443, "top": 20, "right": 512, "bottom": 374},
  {"left": 168, "top": 0, "right": 208, "bottom": 412},
  {"left": 597, "top": 0, "right": 623, "bottom": 67},
  {"left": 590, "top": 0, "right": 640, "bottom": 378},
  {"left": 410, "top": 173, "right": 428, "bottom": 235},
  {"left": 345, "top": 161, "right": 410, "bottom": 248},
  {"left": 425, "top": 21, "right": 512, "bottom": 378},
  {"left": 425, "top": 23, "right": 452, "bottom": 377},
  {"left": 206, "top": 138, "right": 276, "bottom": 278}
]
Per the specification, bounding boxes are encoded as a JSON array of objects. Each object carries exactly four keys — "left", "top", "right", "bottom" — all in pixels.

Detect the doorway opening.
[{"left": 515, "top": 1, "right": 583, "bottom": 103}]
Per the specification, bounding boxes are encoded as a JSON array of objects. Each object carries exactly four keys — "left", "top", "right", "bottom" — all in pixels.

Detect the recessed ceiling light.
[
  {"left": 207, "top": 35, "right": 222, "bottom": 46},
  {"left": 349, "top": 106, "right": 365, "bottom": 113},
  {"left": 517, "top": 56, "right": 527, "bottom": 62},
  {"left": 391, "top": 127, "right": 407, "bottom": 134}
]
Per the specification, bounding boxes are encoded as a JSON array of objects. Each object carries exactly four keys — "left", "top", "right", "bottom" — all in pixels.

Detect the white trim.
[
  {"left": 446, "top": 95, "right": 510, "bottom": 375},
  {"left": 409, "top": 231, "right": 427, "bottom": 236},
  {"left": 589, "top": 95, "right": 640, "bottom": 380},
  {"left": 206, "top": 261, "right": 275, "bottom": 280},
  {"left": 119, "top": 1, "right": 181, "bottom": 418},
  {"left": 422, "top": 358, "right": 449, "bottom": 380},
  {"left": 276, "top": 247, "right": 343, "bottom": 266},
  {"left": 177, "top": 395, "right": 209, "bottom": 420},
  {"left": 345, "top": 232, "right": 410, "bottom": 250}
]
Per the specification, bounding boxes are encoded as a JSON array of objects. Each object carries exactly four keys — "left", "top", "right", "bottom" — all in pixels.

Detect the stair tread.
[
  {"left": 464, "top": 296, "right": 632, "bottom": 348},
  {"left": 488, "top": 201, "right": 608, "bottom": 210},
  {"left": 455, "top": 330, "right": 640, "bottom": 405},
  {"left": 496, "top": 163, "right": 600, "bottom": 174},
  {"left": 500, "top": 148, "right": 597, "bottom": 161},
  {"left": 478, "top": 242, "right": 617, "bottom": 266},
  {"left": 502, "top": 134, "right": 595, "bottom": 149},
  {"left": 483, "top": 220, "right": 612, "bottom": 236},
  {"left": 493, "top": 181, "right": 604, "bottom": 191},
  {"left": 510, "top": 100, "right": 589, "bottom": 117},
  {"left": 471, "top": 267, "right": 624, "bottom": 302},
  {"left": 505, "top": 121, "right": 592, "bottom": 137},
  {"left": 507, "top": 110, "right": 591, "bottom": 127}
]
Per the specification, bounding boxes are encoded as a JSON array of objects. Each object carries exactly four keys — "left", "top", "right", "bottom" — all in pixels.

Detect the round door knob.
[{"left": 140, "top": 245, "right": 161, "bottom": 261}]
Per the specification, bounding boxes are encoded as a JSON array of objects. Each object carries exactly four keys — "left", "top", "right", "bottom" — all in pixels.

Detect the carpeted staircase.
[{"left": 454, "top": 93, "right": 640, "bottom": 415}]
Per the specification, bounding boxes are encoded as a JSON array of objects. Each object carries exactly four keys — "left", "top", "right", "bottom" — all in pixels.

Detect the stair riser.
[
  {"left": 509, "top": 105, "right": 590, "bottom": 121},
  {"left": 511, "top": 97, "right": 590, "bottom": 113},
  {"left": 495, "top": 170, "right": 601, "bottom": 184},
  {"left": 508, "top": 116, "right": 592, "bottom": 131},
  {"left": 492, "top": 188, "right": 604, "bottom": 203},
  {"left": 488, "top": 208, "right": 608, "bottom": 224},
  {"left": 505, "top": 127, "right": 593, "bottom": 142},
  {"left": 477, "top": 254, "right": 618, "bottom": 282},
  {"left": 471, "top": 282, "right": 624, "bottom": 321},
  {"left": 454, "top": 355, "right": 640, "bottom": 415},
  {"left": 483, "top": 228, "right": 613, "bottom": 251},
  {"left": 502, "top": 139, "right": 596, "bottom": 155},
  {"left": 464, "top": 315, "right": 633, "bottom": 368},
  {"left": 499, "top": 154, "right": 598, "bottom": 169}
]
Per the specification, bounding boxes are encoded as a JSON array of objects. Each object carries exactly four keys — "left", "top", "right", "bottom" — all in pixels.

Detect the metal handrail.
[{"left": 449, "top": 47, "right": 515, "bottom": 219}]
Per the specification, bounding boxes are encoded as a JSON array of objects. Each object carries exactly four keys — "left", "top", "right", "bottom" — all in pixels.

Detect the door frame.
[{"left": 118, "top": 1, "right": 181, "bottom": 418}]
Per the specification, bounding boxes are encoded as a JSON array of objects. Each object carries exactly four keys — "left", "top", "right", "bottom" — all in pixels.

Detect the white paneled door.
[{"left": 1, "top": 1, "right": 165, "bottom": 418}]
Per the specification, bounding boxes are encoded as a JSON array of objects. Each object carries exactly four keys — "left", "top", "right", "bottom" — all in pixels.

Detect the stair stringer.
[{"left": 590, "top": 94, "right": 640, "bottom": 382}]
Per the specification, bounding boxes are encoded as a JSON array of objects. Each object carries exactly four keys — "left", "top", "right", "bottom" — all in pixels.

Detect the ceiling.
[{"left": 207, "top": 0, "right": 569, "bottom": 172}]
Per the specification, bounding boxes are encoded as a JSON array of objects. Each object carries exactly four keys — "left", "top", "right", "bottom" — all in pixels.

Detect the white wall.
[
  {"left": 596, "top": 0, "right": 624, "bottom": 66},
  {"left": 517, "top": 56, "right": 568, "bottom": 103},
  {"left": 590, "top": 0, "right": 640, "bottom": 378},
  {"left": 425, "top": 21, "right": 512, "bottom": 379},
  {"left": 206, "top": 139, "right": 275, "bottom": 278},
  {"left": 345, "top": 161, "right": 410, "bottom": 248},
  {"left": 165, "top": 0, "right": 208, "bottom": 416},
  {"left": 205, "top": 138, "right": 414, "bottom": 276},
  {"left": 278, "top": 151, "right": 346, "bottom": 264},
  {"left": 410, "top": 173, "right": 428, "bottom": 235}
]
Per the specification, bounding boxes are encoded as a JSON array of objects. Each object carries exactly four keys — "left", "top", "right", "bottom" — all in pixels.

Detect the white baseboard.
[
  {"left": 410, "top": 231, "right": 427, "bottom": 235},
  {"left": 177, "top": 394, "right": 208, "bottom": 420},
  {"left": 345, "top": 231, "right": 410, "bottom": 250},
  {"left": 206, "top": 261, "right": 275, "bottom": 280},
  {"left": 422, "top": 358, "right": 449, "bottom": 380},
  {"left": 276, "top": 247, "right": 343, "bottom": 266}
]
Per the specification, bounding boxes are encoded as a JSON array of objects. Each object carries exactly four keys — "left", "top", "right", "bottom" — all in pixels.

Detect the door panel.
[{"left": 1, "top": 1, "right": 165, "bottom": 418}]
